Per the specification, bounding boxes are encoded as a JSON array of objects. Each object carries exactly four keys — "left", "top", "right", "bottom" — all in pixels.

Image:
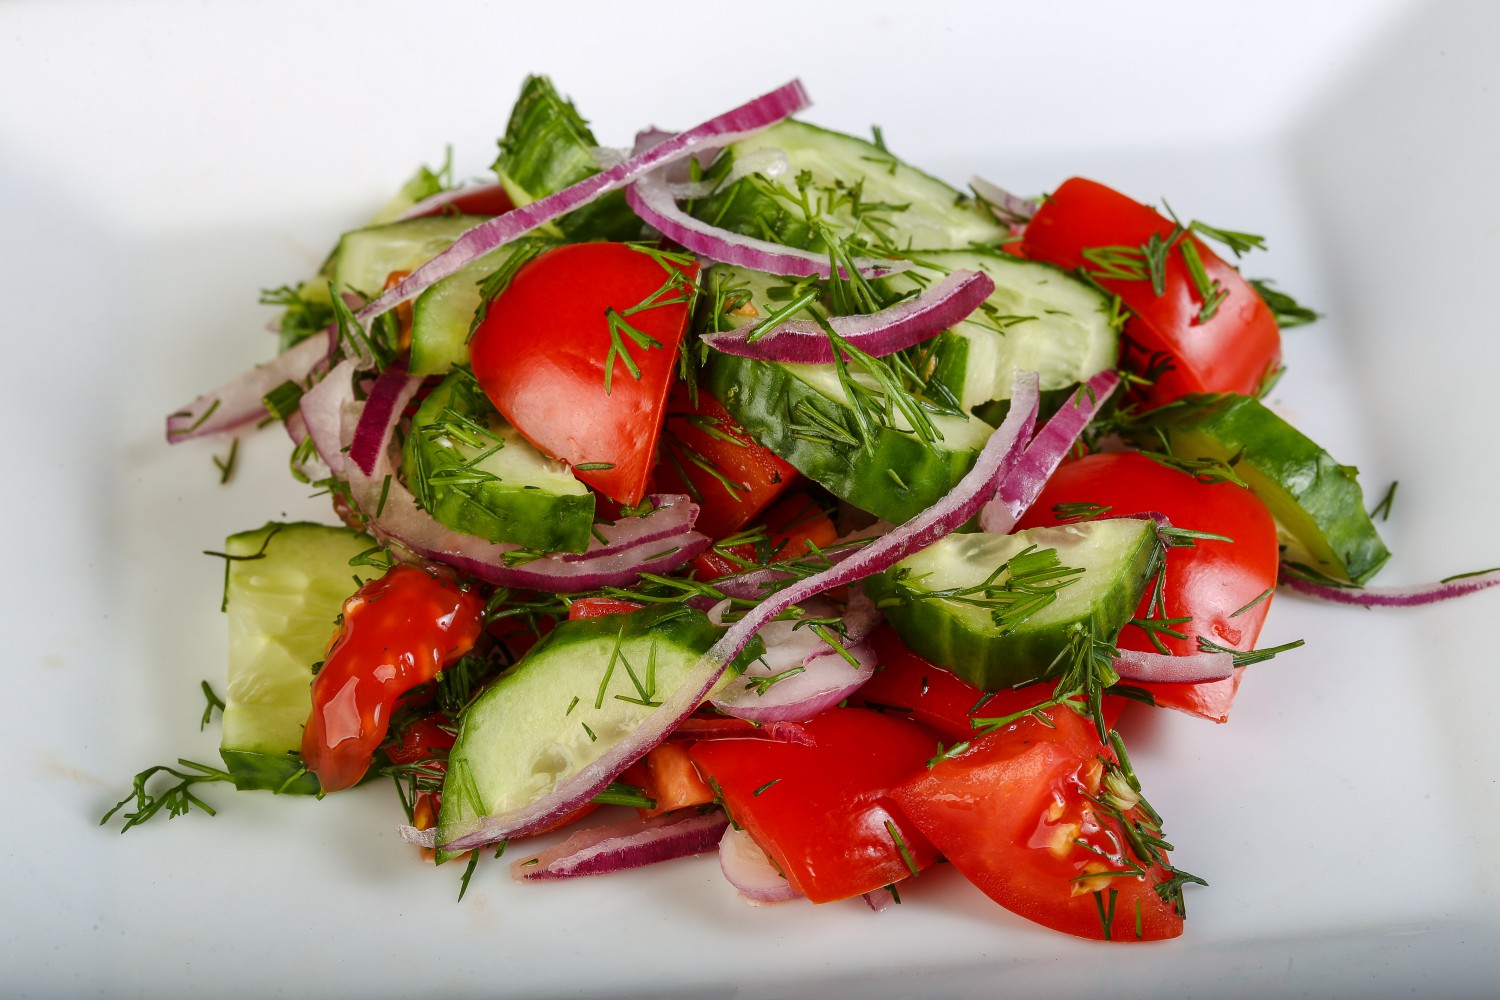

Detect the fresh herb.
[
  {"left": 1249, "top": 279, "right": 1320, "bottom": 328},
  {"left": 100, "top": 759, "right": 233, "bottom": 832},
  {"left": 199, "top": 681, "right": 225, "bottom": 731}
]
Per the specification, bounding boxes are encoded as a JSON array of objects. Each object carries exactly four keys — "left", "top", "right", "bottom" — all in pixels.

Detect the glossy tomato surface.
[
  {"left": 1017, "top": 451, "right": 1279, "bottom": 722},
  {"left": 1023, "top": 177, "right": 1280, "bottom": 407},
  {"left": 892, "top": 706, "right": 1187, "bottom": 941},
  {"left": 470, "top": 242, "right": 698, "bottom": 505},
  {"left": 689, "top": 708, "right": 940, "bottom": 903}
]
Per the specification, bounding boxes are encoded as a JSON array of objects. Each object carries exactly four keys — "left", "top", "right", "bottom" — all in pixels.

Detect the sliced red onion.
[
  {"left": 712, "top": 638, "right": 877, "bottom": 724},
  {"left": 1114, "top": 648, "right": 1235, "bottom": 685},
  {"left": 978, "top": 370, "right": 1121, "bottom": 533},
  {"left": 556, "top": 494, "right": 698, "bottom": 562},
  {"left": 862, "top": 889, "right": 895, "bottom": 912},
  {"left": 626, "top": 157, "right": 905, "bottom": 279},
  {"left": 666, "top": 717, "right": 815, "bottom": 746},
  {"left": 719, "top": 824, "right": 802, "bottom": 904},
  {"left": 348, "top": 363, "right": 421, "bottom": 476},
  {"left": 699, "top": 269, "right": 993, "bottom": 363},
  {"left": 297, "top": 359, "right": 358, "bottom": 475},
  {"left": 970, "top": 175, "right": 1040, "bottom": 225},
  {"left": 165, "top": 327, "right": 334, "bottom": 443},
  {"left": 436, "top": 373, "right": 1040, "bottom": 850},
  {"left": 509, "top": 809, "right": 729, "bottom": 881},
  {"left": 1279, "top": 567, "right": 1500, "bottom": 607},
  {"left": 358, "top": 80, "right": 811, "bottom": 324}
]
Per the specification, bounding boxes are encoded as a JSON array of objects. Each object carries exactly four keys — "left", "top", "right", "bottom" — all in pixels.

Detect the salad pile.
[{"left": 109, "top": 77, "right": 1500, "bottom": 943}]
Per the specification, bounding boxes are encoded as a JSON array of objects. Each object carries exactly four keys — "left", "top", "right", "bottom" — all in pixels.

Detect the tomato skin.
[
  {"left": 652, "top": 383, "right": 799, "bottom": 540},
  {"left": 689, "top": 708, "right": 941, "bottom": 903},
  {"left": 1017, "top": 451, "right": 1278, "bottom": 722},
  {"left": 621, "top": 742, "right": 716, "bottom": 818},
  {"left": 469, "top": 243, "right": 699, "bottom": 506},
  {"left": 385, "top": 712, "right": 456, "bottom": 767},
  {"left": 892, "top": 707, "right": 1185, "bottom": 941},
  {"left": 1022, "top": 178, "right": 1280, "bottom": 407},
  {"left": 566, "top": 597, "right": 645, "bottom": 621},
  {"left": 690, "top": 490, "right": 837, "bottom": 580},
  {"left": 301, "top": 566, "right": 487, "bottom": 793}
]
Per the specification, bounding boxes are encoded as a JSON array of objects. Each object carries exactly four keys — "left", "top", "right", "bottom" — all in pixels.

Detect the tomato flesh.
[
  {"left": 470, "top": 242, "right": 699, "bottom": 506},
  {"left": 1022, "top": 177, "right": 1280, "bottom": 407},
  {"left": 689, "top": 708, "right": 941, "bottom": 903},
  {"left": 892, "top": 707, "right": 1186, "bottom": 941}
]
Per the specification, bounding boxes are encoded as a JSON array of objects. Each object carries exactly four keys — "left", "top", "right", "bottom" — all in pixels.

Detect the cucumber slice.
[
  {"left": 1134, "top": 393, "right": 1391, "bottom": 584},
  {"left": 402, "top": 368, "right": 595, "bottom": 553},
  {"left": 330, "top": 214, "right": 486, "bottom": 299},
  {"left": 493, "top": 75, "right": 643, "bottom": 242},
  {"left": 221, "top": 522, "right": 372, "bottom": 793},
  {"left": 865, "top": 520, "right": 1158, "bottom": 690},
  {"left": 408, "top": 238, "right": 553, "bottom": 377},
  {"left": 689, "top": 119, "right": 1006, "bottom": 253},
  {"left": 888, "top": 250, "right": 1119, "bottom": 411},
  {"left": 437, "top": 605, "right": 751, "bottom": 858}
]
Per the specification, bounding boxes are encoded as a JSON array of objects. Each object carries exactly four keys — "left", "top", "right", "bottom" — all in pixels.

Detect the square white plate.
[{"left": 6, "top": 1, "right": 1499, "bottom": 996}]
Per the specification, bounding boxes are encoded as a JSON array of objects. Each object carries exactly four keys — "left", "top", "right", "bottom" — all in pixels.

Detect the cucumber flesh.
[
  {"left": 401, "top": 369, "right": 595, "bottom": 553},
  {"left": 221, "top": 522, "right": 372, "bottom": 793},
  {"left": 690, "top": 118, "right": 1005, "bottom": 254},
  {"left": 437, "top": 605, "right": 749, "bottom": 858},
  {"left": 408, "top": 256, "right": 497, "bottom": 377},
  {"left": 864, "top": 520, "right": 1158, "bottom": 690},
  {"left": 330, "top": 214, "right": 486, "bottom": 299},
  {"left": 1135, "top": 393, "right": 1391, "bottom": 584}
]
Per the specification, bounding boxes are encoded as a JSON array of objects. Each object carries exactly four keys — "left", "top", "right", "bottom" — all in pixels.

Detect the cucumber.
[
  {"left": 220, "top": 521, "right": 372, "bottom": 793},
  {"left": 689, "top": 118, "right": 1006, "bottom": 254},
  {"left": 402, "top": 368, "right": 595, "bottom": 553},
  {"left": 864, "top": 520, "right": 1159, "bottom": 690},
  {"left": 887, "top": 250, "right": 1119, "bottom": 412},
  {"left": 408, "top": 238, "right": 553, "bottom": 377},
  {"left": 330, "top": 214, "right": 486, "bottom": 299},
  {"left": 436, "top": 605, "right": 754, "bottom": 858},
  {"left": 1132, "top": 393, "right": 1391, "bottom": 584},
  {"left": 492, "top": 75, "right": 643, "bottom": 242}
]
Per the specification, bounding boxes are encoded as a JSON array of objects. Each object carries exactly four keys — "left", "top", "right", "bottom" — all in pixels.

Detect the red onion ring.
[
  {"left": 1280, "top": 567, "right": 1500, "bottom": 607},
  {"left": 718, "top": 824, "right": 802, "bottom": 904},
  {"left": 699, "top": 269, "right": 994, "bottom": 362},
  {"left": 970, "top": 175, "right": 1040, "bottom": 225},
  {"left": 1113, "top": 648, "right": 1235, "bottom": 685},
  {"left": 348, "top": 362, "right": 421, "bottom": 476},
  {"left": 711, "top": 638, "right": 877, "bottom": 724},
  {"left": 164, "top": 327, "right": 335, "bottom": 443},
  {"left": 508, "top": 809, "right": 728, "bottom": 881},
  {"left": 978, "top": 370, "right": 1121, "bottom": 533},
  {"left": 862, "top": 889, "right": 895, "bottom": 912},
  {"left": 358, "top": 80, "right": 812, "bottom": 325},
  {"left": 297, "top": 359, "right": 358, "bottom": 474},
  {"left": 555, "top": 495, "right": 698, "bottom": 563},
  {"left": 436, "top": 373, "right": 1042, "bottom": 852}
]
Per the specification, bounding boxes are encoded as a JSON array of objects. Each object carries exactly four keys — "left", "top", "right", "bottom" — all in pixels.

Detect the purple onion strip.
[
  {"left": 1280, "top": 567, "right": 1500, "bottom": 607},
  {"left": 699, "top": 269, "right": 994, "bottom": 362},
  {"left": 510, "top": 809, "right": 729, "bottom": 882},
  {"left": 348, "top": 363, "right": 421, "bottom": 476},
  {"left": 970, "top": 175, "right": 1040, "bottom": 225},
  {"left": 164, "top": 327, "right": 335, "bottom": 443},
  {"left": 719, "top": 825, "right": 802, "bottom": 904}
]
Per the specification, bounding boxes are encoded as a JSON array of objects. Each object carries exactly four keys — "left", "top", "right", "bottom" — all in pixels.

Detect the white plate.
[{"left": 6, "top": 0, "right": 1499, "bottom": 996}]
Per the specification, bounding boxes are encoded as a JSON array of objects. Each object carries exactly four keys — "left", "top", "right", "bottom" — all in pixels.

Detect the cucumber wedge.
[
  {"left": 221, "top": 522, "right": 372, "bottom": 793},
  {"left": 402, "top": 368, "right": 595, "bottom": 553},
  {"left": 865, "top": 520, "right": 1158, "bottom": 690},
  {"left": 492, "top": 75, "right": 643, "bottom": 242},
  {"left": 437, "top": 606, "right": 752, "bottom": 858},
  {"left": 330, "top": 214, "right": 486, "bottom": 299},
  {"left": 689, "top": 118, "right": 1005, "bottom": 253},
  {"left": 1133, "top": 393, "right": 1391, "bottom": 584}
]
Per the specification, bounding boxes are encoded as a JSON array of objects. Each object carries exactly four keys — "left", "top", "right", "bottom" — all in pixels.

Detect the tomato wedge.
[
  {"left": 1017, "top": 451, "right": 1279, "bottom": 722},
  {"left": 470, "top": 242, "right": 699, "bottom": 505},
  {"left": 892, "top": 707, "right": 1193, "bottom": 941},
  {"left": 689, "top": 708, "right": 940, "bottom": 903},
  {"left": 1022, "top": 177, "right": 1280, "bottom": 407}
]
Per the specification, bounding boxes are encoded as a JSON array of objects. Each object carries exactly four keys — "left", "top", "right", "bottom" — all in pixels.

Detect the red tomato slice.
[
  {"left": 1022, "top": 178, "right": 1280, "bottom": 407},
  {"left": 689, "top": 708, "right": 941, "bottom": 903},
  {"left": 1017, "top": 451, "right": 1279, "bottom": 722},
  {"left": 566, "top": 597, "right": 645, "bottom": 621},
  {"left": 470, "top": 243, "right": 699, "bottom": 505},
  {"left": 690, "top": 490, "right": 837, "bottom": 580},
  {"left": 652, "top": 383, "right": 799, "bottom": 539},
  {"left": 891, "top": 706, "right": 1189, "bottom": 941}
]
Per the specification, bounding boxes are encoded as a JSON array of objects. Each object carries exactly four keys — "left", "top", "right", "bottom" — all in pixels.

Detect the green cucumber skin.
[
  {"left": 1140, "top": 393, "right": 1391, "bottom": 584},
  {"left": 493, "top": 75, "right": 641, "bottom": 242},
  {"left": 864, "top": 523, "right": 1158, "bottom": 690},
  {"left": 408, "top": 254, "right": 498, "bottom": 377},
  {"left": 331, "top": 214, "right": 486, "bottom": 299},
  {"left": 703, "top": 351, "right": 987, "bottom": 523},
  {"left": 402, "top": 371, "right": 595, "bottom": 553},
  {"left": 218, "top": 750, "right": 321, "bottom": 795},
  {"left": 437, "top": 605, "right": 756, "bottom": 861}
]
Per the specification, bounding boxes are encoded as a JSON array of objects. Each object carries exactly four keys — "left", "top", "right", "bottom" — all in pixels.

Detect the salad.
[{"left": 108, "top": 76, "right": 1500, "bottom": 943}]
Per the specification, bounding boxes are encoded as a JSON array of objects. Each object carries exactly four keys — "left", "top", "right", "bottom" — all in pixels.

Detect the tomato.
[
  {"left": 566, "top": 597, "right": 645, "bottom": 620},
  {"left": 1017, "top": 451, "right": 1279, "bottom": 722},
  {"left": 469, "top": 242, "right": 699, "bottom": 505},
  {"left": 620, "top": 742, "right": 715, "bottom": 818},
  {"left": 690, "top": 490, "right": 837, "bottom": 580},
  {"left": 689, "top": 708, "right": 941, "bottom": 903},
  {"left": 415, "top": 183, "right": 514, "bottom": 218},
  {"left": 652, "top": 382, "right": 799, "bottom": 539},
  {"left": 852, "top": 626, "right": 1127, "bottom": 742},
  {"left": 385, "top": 712, "right": 456, "bottom": 767},
  {"left": 301, "top": 565, "right": 487, "bottom": 792},
  {"left": 1022, "top": 178, "right": 1280, "bottom": 407},
  {"left": 892, "top": 706, "right": 1189, "bottom": 941}
]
